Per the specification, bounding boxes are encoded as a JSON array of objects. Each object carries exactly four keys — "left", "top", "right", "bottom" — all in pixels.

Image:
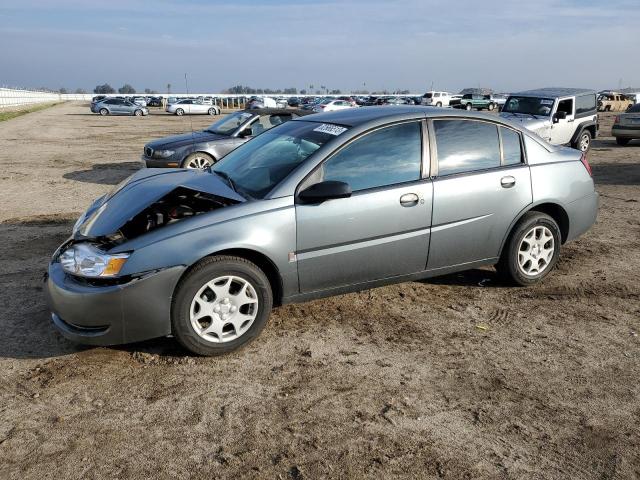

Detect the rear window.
[{"left": 576, "top": 94, "right": 596, "bottom": 115}]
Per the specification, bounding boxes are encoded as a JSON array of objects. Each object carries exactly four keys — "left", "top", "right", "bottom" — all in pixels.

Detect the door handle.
[
  {"left": 400, "top": 193, "right": 419, "bottom": 206},
  {"left": 501, "top": 176, "right": 516, "bottom": 188}
]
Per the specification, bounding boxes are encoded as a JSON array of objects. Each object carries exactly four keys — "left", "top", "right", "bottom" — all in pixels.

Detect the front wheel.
[
  {"left": 616, "top": 137, "right": 630, "bottom": 146},
  {"left": 488, "top": 103, "right": 495, "bottom": 111},
  {"left": 497, "top": 212, "right": 561, "bottom": 286},
  {"left": 436, "top": 101, "right": 442, "bottom": 107},
  {"left": 182, "top": 152, "right": 214, "bottom": 169},
  {"left": 99, "top": 108, "right": 108, "bottom": 116},
  {"left": 208, "top": 108, "right": 216, "bottom": 115},
  {"left": 171, "top": 256, "right": 273, "bottom": 356},
  {"left": 134, "top": 109, "right": 143, "bottom": 116}
]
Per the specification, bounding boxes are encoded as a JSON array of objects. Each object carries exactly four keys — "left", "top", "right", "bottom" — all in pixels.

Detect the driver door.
[
  {"left": 295, "top": 121, "right": 432, "bottom": 293},
  {"left": 550, "top": 97, "right": 575, "bottom": 144}
]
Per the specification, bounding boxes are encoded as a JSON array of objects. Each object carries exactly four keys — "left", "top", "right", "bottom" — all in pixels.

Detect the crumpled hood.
[
  {"left": 75, "top": 168, "right": 246, "bottom": 239},
  {"left": 145, "top": 131, "right": 228, "bottom": 150}
]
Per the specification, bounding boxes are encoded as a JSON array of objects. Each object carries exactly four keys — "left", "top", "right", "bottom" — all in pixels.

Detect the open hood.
[{"left": 75, "top": 168, "right": 245, "bottom": 240}]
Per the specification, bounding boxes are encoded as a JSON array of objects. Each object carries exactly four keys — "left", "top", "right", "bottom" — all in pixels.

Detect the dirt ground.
[{"left": 0, "top": 103, "right": 639, "bottom": 479}]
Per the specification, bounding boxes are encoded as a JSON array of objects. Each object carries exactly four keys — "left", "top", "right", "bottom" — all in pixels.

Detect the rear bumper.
[
  {"left": 612, "top": 125, "right": 640, "bottom": 138},
  {"left": 566, "top": 191, "right": 599, "bottom": 243},
  {"left": 45, "top": 262, "right": 185, "bottom": 346}
]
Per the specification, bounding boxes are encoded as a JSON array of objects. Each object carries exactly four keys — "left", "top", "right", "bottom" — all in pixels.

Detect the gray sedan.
[
  {"left": 45, "top": 107, "right": 598, "bottom": 355},
  {"left": 90, "top": 98, "right": 149, "bottom": 116},
  {"left": 143, "top": 109, "right": 311, "bottom": 168}
]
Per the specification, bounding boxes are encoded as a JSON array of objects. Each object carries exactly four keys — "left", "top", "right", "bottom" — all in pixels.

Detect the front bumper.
[
  {"left": 45, "top": 261, "right": 186, "bottom": 346},
  {"left": 141, "top": 154, "right": 181, "bottom": 168}
]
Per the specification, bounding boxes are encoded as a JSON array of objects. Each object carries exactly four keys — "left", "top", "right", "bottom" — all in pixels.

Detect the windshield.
[
  {"left": 213, "top": 121, "right": 345, "bottom": 199},
  {"left": 424, "top": 93, "right": 433, "bottom": 98},
  {"left": 205, "top": 111, "right": 254, "bottom": 135},
  {"left": 503, "top": 96, "right": 555, "bottom": 116}
]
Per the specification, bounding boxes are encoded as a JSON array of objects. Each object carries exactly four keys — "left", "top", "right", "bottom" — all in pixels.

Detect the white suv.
[{"left": 421, "top": 91, "right": 451, "bottom": 107}]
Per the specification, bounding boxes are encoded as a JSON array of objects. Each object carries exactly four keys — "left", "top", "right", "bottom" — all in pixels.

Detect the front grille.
[{"left": 144, "top": 147, "right": 153, "bottom": 158}]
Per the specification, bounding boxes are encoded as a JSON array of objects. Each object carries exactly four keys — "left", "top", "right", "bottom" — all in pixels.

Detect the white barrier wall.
[{"left": 0, "top": 88, "right": 63, "bottom": 109}]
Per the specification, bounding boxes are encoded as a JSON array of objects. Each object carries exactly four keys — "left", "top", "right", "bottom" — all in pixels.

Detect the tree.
[
  {"left": 58, "top": 87, "right": 68, "bottom": 94},
  {"left": 283, "top": 87, "right": 297, "bottom": 94},
  {"left": 94, "top": 83, "right": 115, "bottom": 94},
  {"left": 118, "top": 84, "right": 136, "bottom": 94},
  {"left": 330, "top": 89, "right": 342, "bottom": 95},
  {"left": 300, "top": 89, "right": 307, "bottom": 95},
  {"left": 75, "top": 88, "right": 87, "bottom": 94}
]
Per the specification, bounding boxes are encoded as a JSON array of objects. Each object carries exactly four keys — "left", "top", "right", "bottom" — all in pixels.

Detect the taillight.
[
  {"left": 580, "top": 152, "right": 592, "bottom": 176},
  {"left": 614, "top": 115, "right": 620, "bottom": 124}
]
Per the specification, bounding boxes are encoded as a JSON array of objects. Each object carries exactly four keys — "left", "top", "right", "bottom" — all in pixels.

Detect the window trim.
[
  {"left": 429, "top": 117, "right": 526, "bottom": 178},
  {"left": 296, "top": 119, "right": 429, "bottom": 197}
]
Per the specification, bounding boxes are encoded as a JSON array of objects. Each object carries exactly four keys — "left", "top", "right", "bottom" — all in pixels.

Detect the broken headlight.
[{"left": 59, "top": 243, "right": 129, "bottom": 278}]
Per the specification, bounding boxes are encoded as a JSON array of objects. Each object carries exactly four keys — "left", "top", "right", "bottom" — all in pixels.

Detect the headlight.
[
  {"left": 59, "top": 243, "right": 130, "bottom": 278},
  {"left": 154, "top": 149, "right": 175, "bottom": 158}
]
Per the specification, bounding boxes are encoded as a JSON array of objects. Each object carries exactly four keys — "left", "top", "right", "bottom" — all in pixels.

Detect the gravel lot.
[{"left": 0, "top": 102, "right": 639, "bottom": 479}]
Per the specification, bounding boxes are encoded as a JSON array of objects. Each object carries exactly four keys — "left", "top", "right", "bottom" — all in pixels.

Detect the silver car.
[
  {"left": 90, "top": 98, "right": 149, "bottom": 116},
  {"left": 45, "top": 107, "right": 598, "bottom": 355},
  {"left": 166, "top": 99, "right": 221, "bottom": 116}
]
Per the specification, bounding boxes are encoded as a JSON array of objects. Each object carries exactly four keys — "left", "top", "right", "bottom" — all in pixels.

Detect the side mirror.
[
  {"left": 298, "top": 181, "right": 352, "bottom": 204},
  {"left": 553, "top": 111, "right": 567, "bottom": 123}
]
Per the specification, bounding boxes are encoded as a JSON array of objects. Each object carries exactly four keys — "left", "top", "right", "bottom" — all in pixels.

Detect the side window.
[
  {"left": 500, "top": 127, "right": 523, "bottom": 165},
  {"left": 434, "top": 120, "right": 501, "bottom": 176},
  {"left": 557, "top": 98, "right": 574, "bottom": 115},
  {"left": 576, "top": 94, "right": 596, "bottom": 115},
  {"left": 320, "top": 122, "right": 422, "bottom": 191}
]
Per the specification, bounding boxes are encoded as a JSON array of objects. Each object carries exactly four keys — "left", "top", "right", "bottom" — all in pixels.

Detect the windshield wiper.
[{"left": 213, "top": 170, "right": 236, "bottom": 192}]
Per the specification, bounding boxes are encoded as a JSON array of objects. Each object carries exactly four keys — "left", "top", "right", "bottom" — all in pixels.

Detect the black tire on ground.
[
  {"left": 99, "top": 108, "right": 108, "bottom": 116},
  {"left": 436, "top": 102, "right": 442, "bottom": 107},
  {"left": 488, "top": 103, "right": 495, "bottom": 111},
  {"left": 465, "top": 103, "right": 472, "bottom": 111},
  {"left": 208, "top": 108, "right": 215, "bottom": 115},
  {"left": 616, "top": 137, "right": 631, "bottom": 146},
  {"left": 572, "top": 129, "right": 592, "bottom": 152},
  {"left": 134, "top": 109, "right": 142, "bottom": 116},
  {"left": 176, "top": 108, "right": 184, "bottom": 116},
  {"left": 171, "top": 256, "right": 273, "bottom": 356},
  {"left": 496, "top": 211, "right": 561, "bottom": 286}
]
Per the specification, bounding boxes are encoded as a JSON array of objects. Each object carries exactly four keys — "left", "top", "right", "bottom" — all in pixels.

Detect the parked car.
[
  {"left": 313, "top": 99, "right": 354, "bottom": 112},
  {"left": 597, "top": 92, "right": 633, "bottom": 112},
  {"left": 247, "top": 97, "right": 278, "bottom": 109},
  {"left": 491, "top": 94, "right": 509, "bottom": 110},
  {"left": 422, "top": 91, "right": 452, "bottom": 107},
  {"left": 500, "top": 88, "right": 598, "bottom": 152},
  {"left": 612, "top": 102, "right": 640, "bottom": 146},
  {"left": 131, "top": 97, "right": 147, "bottom": 107},
  {"left": 143, "top": 109, "right": 311, "bottom": 168},
  {"left": 450, "top": 94, "right": 497, "bottom": 111},
  {"left": 287, "top": 97, "right": 301, "bottom": 107},
  {"left": 166, "top": 99, "right": 221, "bottom": 116},
  {"left": 46, "top": 106, "right": 598, "bottom": 355},
  {"left": 147, "top": 97, "right": 163, "bottom": 107},
  {"left": 90, "top": 98, "right": 149, "bottom": 116}
]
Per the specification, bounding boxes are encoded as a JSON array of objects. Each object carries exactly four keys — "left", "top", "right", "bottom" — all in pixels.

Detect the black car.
[
  {"left": 142, "top": 108, "right": 312, "bottom": 169},
  {"left": 147, "top": 96, "right": 163, "bottom": 107}
]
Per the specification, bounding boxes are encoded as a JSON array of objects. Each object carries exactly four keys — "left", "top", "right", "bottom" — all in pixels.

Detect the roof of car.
[
  {"left": 293, "top": 106, "right": 507, "bottom": 127},
  {"left": 512, "top": 87, "right": 596, "bottom": 98}
]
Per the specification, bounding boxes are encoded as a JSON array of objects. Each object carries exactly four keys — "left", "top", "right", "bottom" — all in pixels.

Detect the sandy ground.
[{"left": 0, "top": 102, "right": 639, "bottom": 479}]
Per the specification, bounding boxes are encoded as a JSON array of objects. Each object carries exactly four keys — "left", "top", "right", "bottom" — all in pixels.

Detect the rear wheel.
[
  {"left": 488, "top": 103, "right": 495, "bottom": 111},
  {"left": 436, "top": 101, "right": 442, "bottom": 107},
  {"left": 497, "top": 212, "right": 561, "bottom": 286},
  {"left": 616, "top": 137, "right": 630, "bottom": 146},
  {"left": 574, "top": 129, "right": 592, "bottom": 152},
  {"left": 465, "top": 103, "right": 472, "bottom": 111},
  {"left": 182, "top": 152, "right": 214, "bottom": 169},
  {"left": 99, "top": 108, "right": 108, "bottom": 116},
  {"left": 171, "top": 256, "right": 273, "bottom": 356},
  {"left": 208, "top": 108, "right": 216, "bottom": 115},
  {"left": 176, "top": 108, "right": 184, "bottom": 116}
]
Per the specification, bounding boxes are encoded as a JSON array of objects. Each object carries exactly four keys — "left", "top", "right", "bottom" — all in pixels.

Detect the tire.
[
  {"left": 99, "top": 108, "right": 108, "bottom": 116},
  {"left": 134, "top": 109, "right": 143, "bottom": 116},
  {"left": 176, "top": 108, "right": 184, "bottom": 116},
  {"left": 573, "top": 129, "right": 592, "bottom": 152},
  {"left": 208, "top": 108, "right": 215, "bottom": 116},
  {"left": 171, "top": 256, "right": 273, "bottom": 356},
  {"left": 436, "top": 101, "right": 442, "bottom": 107},
  {"left": 182, "top": 152, "right": 215, "bottom": 169},
  {"left": 496, "top": 212, "right": 561, "bottom": 286},
  {"left": 465, "top": 103, "right": 472, "bottom": 111},
  {"left": 616, "top": 137, "right": 630, "bottom": 146},
  {"left": 488, "top": 103, "right": 495, "bottom": 111}
]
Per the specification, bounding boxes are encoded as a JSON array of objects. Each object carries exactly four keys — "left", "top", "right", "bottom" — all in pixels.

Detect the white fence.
[{"left": 0, "top": 88, "right": 64, "bottom": 109}]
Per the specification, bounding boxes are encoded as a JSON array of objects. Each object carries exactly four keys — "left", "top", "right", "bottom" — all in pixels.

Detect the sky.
[{"left": 1, "top": 0, "right": 639, "bottom": 94}]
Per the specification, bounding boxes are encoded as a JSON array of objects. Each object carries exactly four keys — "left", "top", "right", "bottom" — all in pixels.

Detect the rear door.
[
  {"left": 295, "top": 121, "right": 433, "bottom": 293},
  {"left": 427, "top": 119, "right": 532, "bottom": 270}
]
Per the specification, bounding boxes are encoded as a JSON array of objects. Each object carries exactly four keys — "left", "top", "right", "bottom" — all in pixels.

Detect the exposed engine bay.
[{"left": 118, "top": 187, "right": 238, "bottom": 240}]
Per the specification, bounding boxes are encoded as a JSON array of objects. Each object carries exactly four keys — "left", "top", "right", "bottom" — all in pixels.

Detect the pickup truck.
[{"left": 450, "top": 94, "right": 497, "bottom": 111}]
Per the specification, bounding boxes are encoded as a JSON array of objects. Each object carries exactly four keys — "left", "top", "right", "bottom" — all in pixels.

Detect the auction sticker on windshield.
[{"left": 313, "top": 124, "right": 348, "bottom": 136}]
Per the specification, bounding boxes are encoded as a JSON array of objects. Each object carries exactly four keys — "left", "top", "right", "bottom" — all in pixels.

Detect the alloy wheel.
[
  {"left": 189, "top": 275, "right": 259, "bottom": 343},
  {"left": 579, "top": 133, "right": 590, "bottom": 152},
  {"left": 518, "top": 226, "right": 555, "bottom": 276},
  {"left": 184, "top": 155, "right": 212, "bottom": 169}
]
